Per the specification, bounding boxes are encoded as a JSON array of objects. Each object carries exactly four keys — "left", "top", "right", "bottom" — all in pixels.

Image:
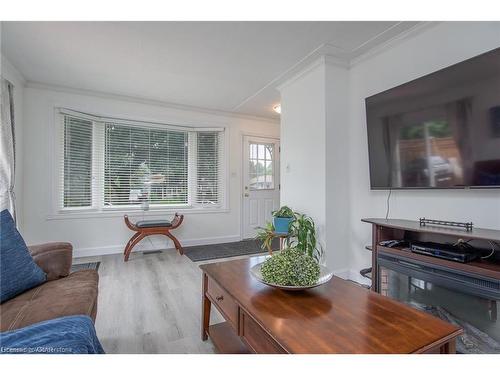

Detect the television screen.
[{"left": 366, "top": 47, "right": 500, "bottom": 189}]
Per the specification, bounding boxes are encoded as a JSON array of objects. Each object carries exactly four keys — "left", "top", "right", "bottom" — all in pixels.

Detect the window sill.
[{"left": 46, "top": 206, "right": 230, "bottom": 220}]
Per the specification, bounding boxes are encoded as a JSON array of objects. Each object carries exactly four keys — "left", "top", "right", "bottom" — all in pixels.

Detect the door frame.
[{"left": 240, "top": 132, "right": 280, "bottom": 240}]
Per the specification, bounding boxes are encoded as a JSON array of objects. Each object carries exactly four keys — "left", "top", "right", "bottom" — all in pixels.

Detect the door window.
[{"left": 249, "top": 143, "right": 275, "bottom": 190}]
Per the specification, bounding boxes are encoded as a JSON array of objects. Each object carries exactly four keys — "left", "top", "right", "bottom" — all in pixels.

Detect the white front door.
[{"left": 242, "top": 136, "right": 280, "bottom": 239}]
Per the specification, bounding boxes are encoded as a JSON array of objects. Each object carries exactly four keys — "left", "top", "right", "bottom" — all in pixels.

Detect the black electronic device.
[
  {"left": 410, "top": 241, "right": 479, "bottom": 263},
  {"left": 379, "top": 240, "right": 409, "bottom": 248}
]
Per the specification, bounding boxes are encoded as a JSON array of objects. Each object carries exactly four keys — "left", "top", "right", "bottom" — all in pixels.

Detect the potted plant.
[
  {"left": 252, "top": 211, "right": 329, "bottom": 289},
  {"left": 255, "top": 221, "right": 276, "bottom": 255},
  {"left": 272, "top": 206, "right": 294, "bottom": 234},
  {"left": 287, "top": 213, "right": 323, "bottom": 262}
]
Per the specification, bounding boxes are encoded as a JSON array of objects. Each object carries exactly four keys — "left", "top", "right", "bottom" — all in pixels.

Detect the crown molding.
[
  {"left": 263, "top": 22, "right": 437, "bottom": 93},
  {"left": 274, "top": 43, "right": 352, "bottom": 93},
  {"left": 349, "top": 21, "right": 441, "bottom": 67},
  {"left": 233, "top": 42, "right": 350, "bottom": 108},
  {"left": 1, "top": 56, "right": 27, "bottom": 86},
  {"left": 25, "top": 80, "right": 280, "bottom": 125},
  {"left": 275, "top": 55, "right": 323, "bottom": 92},
  {"left": 324, "top": 54, "right": 351, "bottom": 69},
  {"left": 277, "top": 53, "right": 356, "bottom": 93}
]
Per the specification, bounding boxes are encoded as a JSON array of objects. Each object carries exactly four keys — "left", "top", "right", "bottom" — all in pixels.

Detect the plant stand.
[{"left": 266, "top": 232, "right": 289, "bottom": 255}]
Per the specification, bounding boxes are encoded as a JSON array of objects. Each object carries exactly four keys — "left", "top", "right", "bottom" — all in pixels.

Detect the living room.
[{"left": 1, "top": 0, "right": 500, "bottom": 372}]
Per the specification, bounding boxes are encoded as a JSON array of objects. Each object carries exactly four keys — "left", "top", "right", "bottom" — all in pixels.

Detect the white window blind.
[
  {"left": 104, "top": 123, "right": 189, "bottom": 206},
  {"left": 196, "top": 131, "right": 223, "bottom": 205},
  {"left": 59, "top": 111, "right": 225, "bottom": 211},
  {"left": 62, "top": 116, "right": 93, "bottom": 208}
]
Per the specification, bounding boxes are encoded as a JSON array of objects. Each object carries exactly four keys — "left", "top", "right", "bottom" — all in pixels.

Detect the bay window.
[{"left": 58, "top": 109, "right": 226, "bottom": 212}]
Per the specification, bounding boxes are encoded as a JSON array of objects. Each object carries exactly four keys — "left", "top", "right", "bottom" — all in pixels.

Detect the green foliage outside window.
[{"left": 399, "top": 120, "right": 452, "bottom": 140}]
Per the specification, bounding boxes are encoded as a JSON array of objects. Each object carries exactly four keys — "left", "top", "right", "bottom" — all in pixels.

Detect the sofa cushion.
[
  {"left": 0, "top": 209, "right": 46, "bottom": 303},
  {"left": 0, "top": 270, "right": 99, "bottom": 332},
  {"left": 29, "top": 242, "right": 73, "bottom": 281},
  {"left": 0, "top": 315, "right": 105, "bottom": 354}
]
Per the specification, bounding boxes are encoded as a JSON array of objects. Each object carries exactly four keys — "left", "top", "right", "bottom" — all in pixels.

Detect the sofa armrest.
[{"left": 28, "top": 242, "right": 73, "bottom": 281}]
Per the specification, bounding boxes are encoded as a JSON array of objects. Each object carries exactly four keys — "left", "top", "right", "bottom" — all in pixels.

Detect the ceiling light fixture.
[{"left": 273, "top": 104, "right": 281, "bottom": 114}]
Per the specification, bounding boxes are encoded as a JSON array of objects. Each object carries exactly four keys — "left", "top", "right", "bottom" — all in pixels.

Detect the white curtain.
[{"left": 0, "top": 78, "right": 16, "bottom": 221}]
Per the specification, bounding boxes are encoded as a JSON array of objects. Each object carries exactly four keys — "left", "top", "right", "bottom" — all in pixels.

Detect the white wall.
[
  {"left": 348, "top": 22, "right": 500, "bottom": 273},
  {"left": 1, "top": 56, "right": 26, "bottom": 228},
  {"left": 22, "top": 85, "right": 279, "bottom": 257}
]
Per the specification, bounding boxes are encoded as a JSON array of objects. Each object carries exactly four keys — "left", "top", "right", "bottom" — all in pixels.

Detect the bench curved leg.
[
  {"left": 124, "top": 232, "right": 140, "bottom": 255},
  {"left": 165, "top": 231, "right": 183, "bottom": 255},
  {"left": 124, "top": 233, "right": 146, "bottom": 262}
]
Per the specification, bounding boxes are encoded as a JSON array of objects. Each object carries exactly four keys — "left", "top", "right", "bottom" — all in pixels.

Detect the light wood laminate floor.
[{"left": 75, "top": 249, "right": 252, "bottom": 353}]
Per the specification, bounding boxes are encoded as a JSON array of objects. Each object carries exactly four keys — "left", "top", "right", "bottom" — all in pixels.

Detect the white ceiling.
[{"left": 1, "top": 21, "right": 421, "bottom": 119}]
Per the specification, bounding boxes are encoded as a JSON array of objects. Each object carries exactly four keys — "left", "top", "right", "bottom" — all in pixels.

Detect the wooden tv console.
[{"left": 361, "top": 218, "right": 500, "bottom": 293}]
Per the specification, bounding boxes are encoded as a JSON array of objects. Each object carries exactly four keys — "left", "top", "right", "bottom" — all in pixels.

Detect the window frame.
[{"left": 52, "top": 109, "right": 229, "bottom": 218}]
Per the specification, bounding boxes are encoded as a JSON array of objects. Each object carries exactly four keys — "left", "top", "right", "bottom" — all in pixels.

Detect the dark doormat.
[
  {"left": 71, "top": 262, "right": 100, "bottom": 273},
  {"left": 184, "top": 238, "right": 279, "bottom": 262}
]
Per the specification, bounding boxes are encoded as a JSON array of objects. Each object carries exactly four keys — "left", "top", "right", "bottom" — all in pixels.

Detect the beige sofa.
[{"left": 0, "top": 242, "right": 99, "bottom": 332}]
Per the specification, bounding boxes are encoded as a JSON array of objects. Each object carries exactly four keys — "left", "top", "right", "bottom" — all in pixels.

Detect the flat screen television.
[{"left": 366, "top": 47, "right": 500, "bottom": 189}]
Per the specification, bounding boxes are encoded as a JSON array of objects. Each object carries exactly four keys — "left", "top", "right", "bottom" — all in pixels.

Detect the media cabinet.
[
  {"left": 362, "top": 218, "right": 500, "bottom": 353},
  {"left": 362, "top": 218, "right": 500, "bottom": 293}
]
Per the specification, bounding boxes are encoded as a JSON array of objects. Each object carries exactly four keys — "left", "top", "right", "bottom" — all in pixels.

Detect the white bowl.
[{"left": 250, "top": 261, "right": 334, "bottom": 291}]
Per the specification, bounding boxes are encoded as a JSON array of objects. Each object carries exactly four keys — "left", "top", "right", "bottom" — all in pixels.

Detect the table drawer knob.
[{"left": 216, "top": 295, "right": 224, "bottom": 302}]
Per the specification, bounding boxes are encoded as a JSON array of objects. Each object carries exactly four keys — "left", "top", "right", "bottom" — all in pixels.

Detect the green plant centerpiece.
[
  {"left": 254, "top": 209, "right": 327, "bottom": 288},
  {"left": 260, "top": 247, "right": 320, "bottom": 286}
]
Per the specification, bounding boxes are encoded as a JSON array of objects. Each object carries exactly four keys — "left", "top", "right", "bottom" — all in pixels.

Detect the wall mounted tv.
[{"left": 366, "top": 47, "right": 500, "bottom": 189}]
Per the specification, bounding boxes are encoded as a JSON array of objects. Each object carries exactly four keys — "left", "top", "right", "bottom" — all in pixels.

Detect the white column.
[
  {"left": 278, "top": 56, "right": 350, "bottom": 273},
  {"left": 324, "top": 61, "right": 350, "bottom": 273}
]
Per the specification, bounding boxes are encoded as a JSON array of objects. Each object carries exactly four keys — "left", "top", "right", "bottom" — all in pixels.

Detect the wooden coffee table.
[{"left": 200, "top": 256, "right": 463, "bottom": 354}]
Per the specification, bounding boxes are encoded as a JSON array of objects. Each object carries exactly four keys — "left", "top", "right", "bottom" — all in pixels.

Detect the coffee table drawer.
[
  {"left": 206, "top": 277, "right": 239, "bottom": 329},
  {"left": 239, "top": 311, "right": 286, "bottom": 354}
]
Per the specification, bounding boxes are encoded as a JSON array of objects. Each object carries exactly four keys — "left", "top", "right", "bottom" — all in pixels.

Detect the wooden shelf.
[
  {"left": 362, "top": 218, "right": 500, "bottom": 293},
  {"left": 378, "top": 245, "right": 500, "bottom": 280},
  {"left": 362, "top": 218, "right": 500, "bottom": 242},
  {"left": 208, "top": 322, "right": 251, "bottom": 354}
]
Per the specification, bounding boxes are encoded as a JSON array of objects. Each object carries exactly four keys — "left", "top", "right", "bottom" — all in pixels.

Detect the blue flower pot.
[{"left": 273, "top": 217, "right": 293, "bottom": 234}]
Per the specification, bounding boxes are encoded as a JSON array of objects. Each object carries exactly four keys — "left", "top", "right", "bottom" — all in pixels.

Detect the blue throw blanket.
[{"left": 0, "top": 315, "right": 104, "bottom": 354}]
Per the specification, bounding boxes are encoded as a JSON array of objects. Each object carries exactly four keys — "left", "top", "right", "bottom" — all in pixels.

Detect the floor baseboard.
[
  {"left": 73, "top": 235, "right": 242, "bottom": 258},
  {"left": 334, "top": 268, "right": 371, "bottom": 287}
]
